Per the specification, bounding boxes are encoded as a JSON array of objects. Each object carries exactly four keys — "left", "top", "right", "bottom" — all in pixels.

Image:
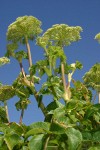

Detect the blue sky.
[{"left": 0, "top": 0, "right": 100, "bottom": 124}]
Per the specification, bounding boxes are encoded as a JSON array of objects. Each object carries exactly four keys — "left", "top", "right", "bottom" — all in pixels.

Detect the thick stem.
[
  {"left": 61, "top": 63, "right": 67, "bottom": 93},
  {"left": 19, "top": 109, "right": 24, "bottom": 125},
  {"left": 4, "top": 101, "right": 10, "bottom": 123},
  {"left": 98, "top": 92, "right": 100, "bottom": 104},
  {"left": 25, "top": 37, "right": 34, "bottom": 83},
  {"left": 24, "top": 37, "right": 47, "bottom": 116},
  {"left": 25, "top": 37, "right": 32, "bottom": 67},
  {"left": 61, "top": 62, "right": 71, "bottom": 101}
]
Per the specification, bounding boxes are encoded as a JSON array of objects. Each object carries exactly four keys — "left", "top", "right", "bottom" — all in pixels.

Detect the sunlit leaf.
[
  {"left": 29, "top": 122, "right": 50, "bottom": 131},
  {"left": 9, "top": 122, "right": 25, "bottom": 136},
  {"left": 66, "top": 128, "right": 82, "bottom": 150},
  {"left": 28, "top": 134, "right": 44, "bottom": 150},
  {"left": 4, "top": 133, "right": 23, "bottom": 150},
  {"left": 0, "top": 85, "right": 15, "bottom": 101},
  {"left": 0, "top": 106, "right": 8, "bottom": 123},
  {"left": 25, "top": 128, "right": 45, "bottom": 138}
]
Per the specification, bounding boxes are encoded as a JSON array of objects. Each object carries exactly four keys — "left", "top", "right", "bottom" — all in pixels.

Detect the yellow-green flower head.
[
  {"left": 38, "top": 24, "right": 82, "bottom": 47},
  {"left": 7, "top": 16, "right": 42, "bottom": 43},
  {"left": 37, "top": 24, "right": 82, "bottom": 47}
]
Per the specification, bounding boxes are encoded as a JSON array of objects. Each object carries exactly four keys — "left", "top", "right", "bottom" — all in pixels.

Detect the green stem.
[
  {"left": 25, "top": 37, "right": 34, "bottom": 83},
  {"left": 19, "top": 109, "right": 24, "bottom": 125},
  {"left": 4, "top": 101, "right": 10, "bottom": 123},
  {"left": 44, "top": 136, "right": 50, "bottom": 150},
  {"left": 24, "top": 37, "right": 47, "bottom": 117},
  {"left": 49, "top": 60, "right": 52, "bottom": 75},
  {"left": 25, "top": 37, "right": 32, "bottom": 67},
  {"left": 61, "top": 62, "right": 67, "bottom": 93},
  {"left": 44, "top": 48, "right": 48, "bottom": 56}
]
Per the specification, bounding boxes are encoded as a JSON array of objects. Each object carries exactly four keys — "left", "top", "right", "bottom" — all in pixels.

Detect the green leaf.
[
  {"left": 66, "top": 128, "right": 82, "bottom": 150},
  {"left": 48, "top": 106, "right": 65, "bottom": 117},
  {"left": 75, "top": 61, "right": 83, "bottom": 70},
  {"left": 93, "top": 112, "right": 100, "bottom": 122},
  {"left": 82, "top": 131, "right": 92, "bottom": 141},
  {"left": 83, "top": 63, "right": 100, "bottom": 92},
  {"left": 0, "top": 135, "right": 4, "bottom": 148},
  {"left": 28, "top": 134, "right": 44, "bottom": 150},
  {"left": 0, "top": 106, "right": 8, "bottom": 123},
  {"left": 29, "top": 122, "right": 50, "bottom": 131},
  {"left": 53, "top": 86, "right": 63, "bottom": 99},
  {"left": 33, "top": 76, "right": 41, "bottom": 84},
  {"left": 93, "top": 131, "right": 100, "bottom": 142},
  {"left": 50, "top": 121, "right": 67, "bottom": 134},
  {"left": 46, "top": 101, "right": 59, "bottom": 111},
  {"left": 15, "top": 51, "right": 28, "bottom": 62},
  {"left": 88, "top": 146, "right": 100, "bottom": 150},
  {"left": 4, "top": 134, "right": 23, "bottom": 150},
  {"left": 0, "top": 85, "right": 15, "bottom": 101},
  {"left": 15, "top": 86, "right": 30, "bottom": 98},
  {"left": 6, "top": 43, "right": 18, "bottom": 55},
  {"left": 15, "top": 98, "right": 31, "bottom": 110},
  {"left": 44, "top": 67, "right": 52, "bottom": 76},
  {"left": 25, "top": 128, "right": 45, "bottom": 139},
  {"left": 21, "top": 146, "right": 29, "bottom": 150},
  {"left": 47, "top": 46, "right": 66, "bottom": 64},
  {"left": 0, "top": 123, "right": 12, "bottom": 134},
  {"left": 9, "top": 122, "right": 25, "bottom": 136},
  {"left": 69, "top": 115, "right": 78, "bottom": 123}
]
